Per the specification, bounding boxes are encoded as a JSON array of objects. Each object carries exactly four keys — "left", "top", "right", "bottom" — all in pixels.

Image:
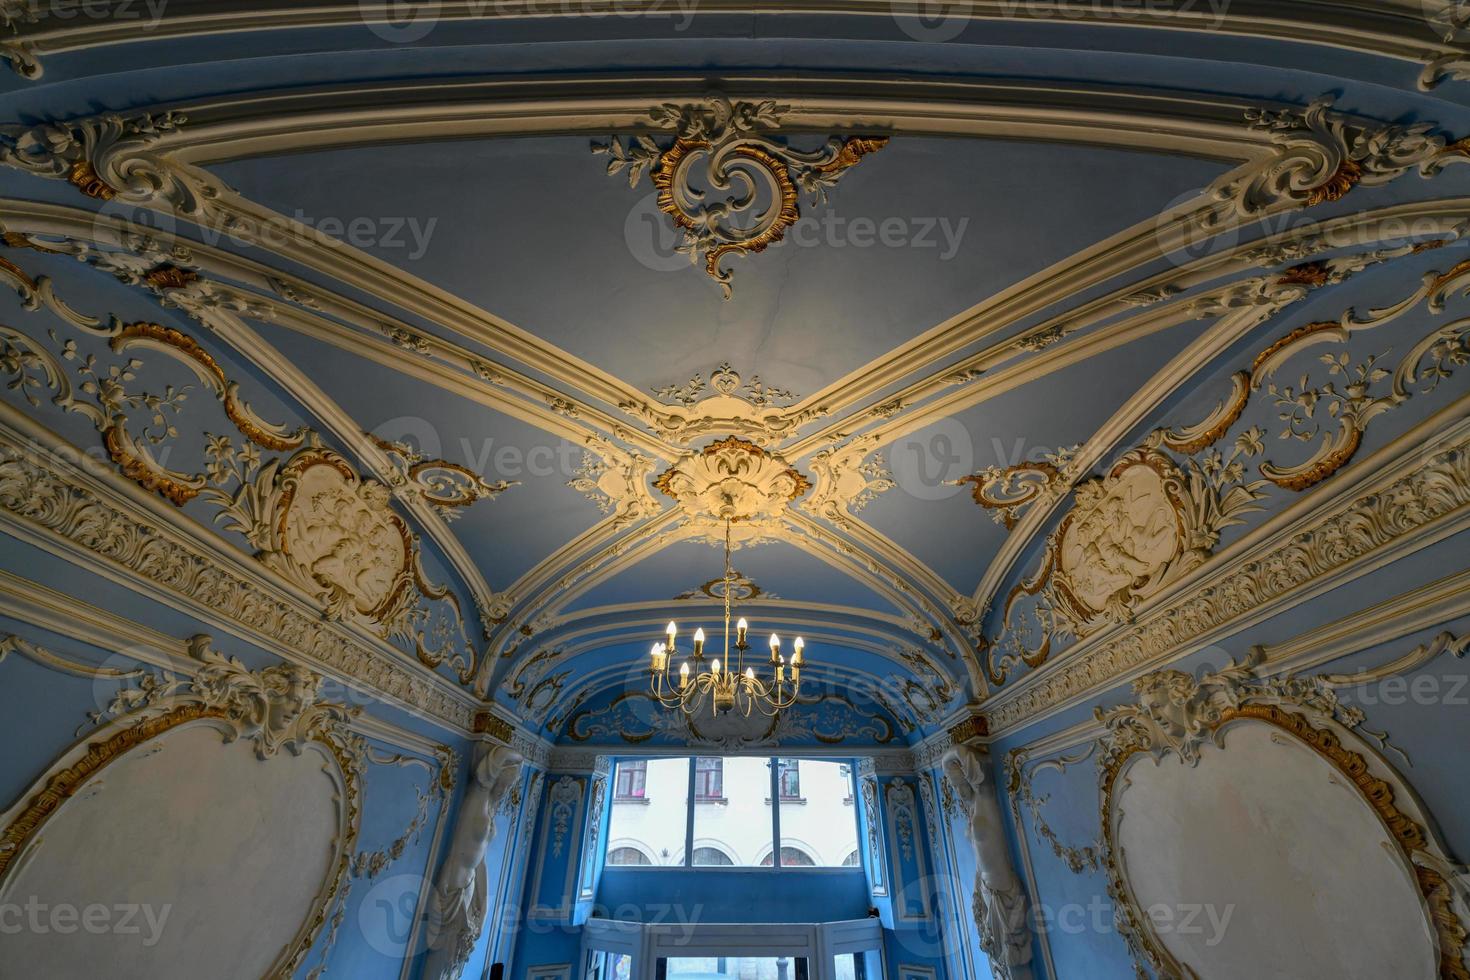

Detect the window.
[
  {"left": 691, "top": 846, "right": 733, "bottom": 866},
  {"left": 694, "top": 757, "right": 724, "bottom": 800},
  {"left": 662, "top": 958, "right": 808, "bottom": 980},
  {"left": 601, "top": 756, "right": 862, "bottom": 870},
  {"left": 777, "top": 759, "right": 801, "bottom": 800},
  {"left": 606, "top": 846, "right": 651, "bottom": 866},
  {"left": 779, "top": 758, "right": 859, "bottom": 867},
  {"left": 614, "top": 760, "right": 647, "bottom": 800},
  {"left": 761, "top": 846, "right": 815, "bottom": 867},
  {"left": 604, "top": 757, "right": 688, "bottom": 866},
  {"left": 693, "top": 756, "right": 767, "bottom": 866}
]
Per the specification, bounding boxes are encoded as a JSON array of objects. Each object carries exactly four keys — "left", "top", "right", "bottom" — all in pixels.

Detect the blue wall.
[{"left": 597, "top": 867, "right": 871, "bottom": 923}]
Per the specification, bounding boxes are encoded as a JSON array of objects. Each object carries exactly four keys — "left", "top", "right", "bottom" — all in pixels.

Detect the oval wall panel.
[
  {"left": 1112, "top": 720, "right": 1436, "bottom": 979},
  {"left": 0, "top": 722, "right": 342, "bottom": 979}
]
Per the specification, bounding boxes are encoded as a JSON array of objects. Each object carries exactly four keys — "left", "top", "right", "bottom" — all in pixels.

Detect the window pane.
[
  {"left": 606, "top": 757, "right": 688, "bottom": 866},
  {"left": 691, "top": 846, "right": 733, "bottom": 866},
  {"left": 833, "top": 952, "right": 871, "bottom": 980},
  {"left": 691, "top": 756, "right": 770, "bottom": 867},
  {"left": 665, "top": 958, "right": 807, "bottom": 980},
  {"left": 778, "top": 758, "right": 858, "bottom": 867}
]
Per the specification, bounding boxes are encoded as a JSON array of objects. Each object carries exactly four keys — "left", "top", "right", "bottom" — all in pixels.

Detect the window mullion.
[
  {"left": 684, "top": 756, "right": 696, "bottom": 868},
  {"left": 770, "top": 755, "right": 781, "bottom": 871}
]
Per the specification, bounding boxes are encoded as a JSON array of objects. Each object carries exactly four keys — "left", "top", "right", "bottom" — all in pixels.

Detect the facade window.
[
  {"left": 603, "top": 756, "right": 861, "bottom": 869},
  {"left": 777, "top": 758, "right": 801, "bottom": 800},
  {"left": 692, "top": 846, "right": 734, "bottom": 866},
  {"left": 694, "top": 757, "right": 724, "bottom": 800},
  {"left": 614, "top": 760, "right": 647, "bottom": 800},
  {"left": 606, "top": 846, "right": 651, "bottom": 866}
]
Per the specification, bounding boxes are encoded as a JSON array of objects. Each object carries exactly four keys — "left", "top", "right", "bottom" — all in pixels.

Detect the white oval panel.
[
  {"left": 0, "top": 723, "right": 340, "bottom": 980},
  {"left": 1113, "top": 720, "right": 1435, "bottom": 980}
]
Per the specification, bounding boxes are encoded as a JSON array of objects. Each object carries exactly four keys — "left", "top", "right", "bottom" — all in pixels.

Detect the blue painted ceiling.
[{"left": 3, "top": 1, "right": 1469, "bottom": 744}]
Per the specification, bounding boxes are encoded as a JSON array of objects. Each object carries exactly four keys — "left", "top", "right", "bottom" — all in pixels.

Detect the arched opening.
[
  {"left": 692, "top": 846, "right": 734, "bottom": 866},
  {"left": 606, "top": 846, "right": 653, "bottom": 866},
  {"left": 759, "top": 846, "right": 816, "bottom": 867}
]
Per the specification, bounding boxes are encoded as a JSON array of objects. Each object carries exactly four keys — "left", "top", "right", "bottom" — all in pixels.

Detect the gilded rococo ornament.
[
  {"left": 654, "top": 435, "right": 811, "bottom": 531},
  {"left": 595, "top": 96, "right": 887, "bottom": 297}
]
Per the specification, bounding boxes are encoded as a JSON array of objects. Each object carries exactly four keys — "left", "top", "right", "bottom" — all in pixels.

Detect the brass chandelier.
[{"left": 648, "top": 518, "right": 804, "bottom": 717}]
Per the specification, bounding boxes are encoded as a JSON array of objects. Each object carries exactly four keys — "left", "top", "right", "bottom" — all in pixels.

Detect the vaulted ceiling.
[{"left": 4, "top": 0, "right": 1470, "bottom": 743}]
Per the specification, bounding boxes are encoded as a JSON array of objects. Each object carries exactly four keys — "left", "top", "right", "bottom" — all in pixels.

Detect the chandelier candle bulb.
[
  {"left": 679, "top": 661, "right": 689, "bottom": 688},
  {"left": 693, "top": 628, "right": 705, "bottom": 657},
  {"left": 737, "top": 618, "right": 748, "bottom": 645}
]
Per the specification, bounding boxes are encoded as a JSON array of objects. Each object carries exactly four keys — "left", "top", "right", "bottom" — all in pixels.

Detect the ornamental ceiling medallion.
[
  {"left": 595, "top": 96, "right": 887, "bottom": 297},
  {"left": 676, "top": 571, "right": 773, "bottom": 601},
  {"left": 653, "top": 434, "right": 812, "bottom": 540}
]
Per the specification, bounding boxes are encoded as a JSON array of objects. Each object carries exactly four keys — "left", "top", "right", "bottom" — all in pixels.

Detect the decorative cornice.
[
  {"left": 2, "top": 3, "right": 1466, "bottom": 93},
  {"left": 947, "top": 714, "right": 989, "bottom": 746},
  {"left": 473, "top": 711, "right": 516, "bottom": 743}
]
